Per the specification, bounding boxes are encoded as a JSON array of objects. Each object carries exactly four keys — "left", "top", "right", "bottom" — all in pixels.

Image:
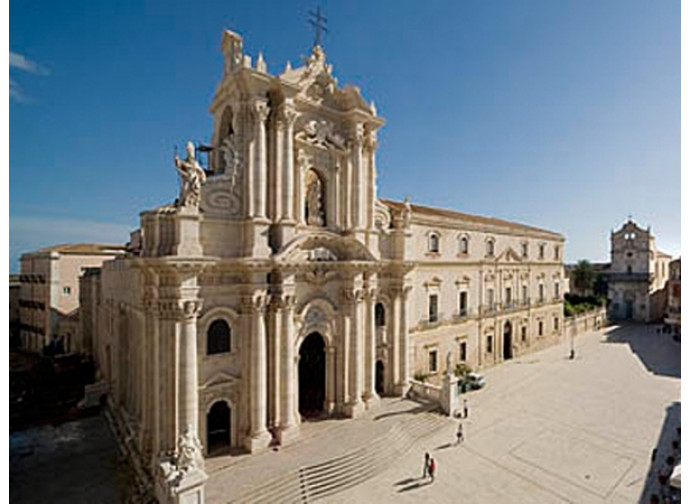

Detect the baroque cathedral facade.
[{"left": 84, "top": 30, "right": 565, "bottom": 500}]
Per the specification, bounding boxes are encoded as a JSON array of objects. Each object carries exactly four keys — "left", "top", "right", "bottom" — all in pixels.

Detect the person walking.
[
  {"left": 463, "top": 398, "right": 469, "bottom": 419},
  {"left": 456, "top": 422, "right": 464, "bottom": 445},
  {"left": 422, "top": 452, "right": 430, "bottom": 479},
  {"left": 428, "top": 456, "right": 436, "bottom": 482}
]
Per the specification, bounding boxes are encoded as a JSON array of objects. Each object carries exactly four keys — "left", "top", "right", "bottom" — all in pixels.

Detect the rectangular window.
[
  {"left": 429, "top": 350, "right": 438, "bottom": 373},
  {"left": 63, "top": 286, "right": 71, "bottom": 295},
  {"left": 522, "top": 285, "right": 528, "bottom": 303},
  {"left": 539, "top": 284, "right": 544, "bottom": 302},
  {"left": 554, "top": 246, "right": 560, "bottom": 260},
  {"left": 459, "top": 291, "right": 468, "bottom": 317},
  {"left": 539, "top": 244, "right": 545, "bottom": 259},
  {"left": 538, "top": 321, "right": 543, "bottom": 336},
  {"left": 505, "top": 287, "right": 512, "bottom": 306},
  {"left": 554, "top": 316, "right": 559, "bottom": 331},
  {"left": 487, "top": 335, "right": 493, "bottom": 353},
  {"left": 429, "top": 294, "right": 438, "bottom": 323},
  {"left": 487, "top": 288, "right": 494, "bottom": 307},
  {"left": 521, "top": 326, "right": 527, "bottom": 342},
  {"left": 555, "top": 282, "right": 560, "bottom": 299},
  {"left": 522, "top": 242, "right": 528, "bottom": 258},
  {"left": 459, "top": 341, "right": 467, "bottom": 361}
]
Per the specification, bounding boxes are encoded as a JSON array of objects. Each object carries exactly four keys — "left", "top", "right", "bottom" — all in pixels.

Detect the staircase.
[{"left": 229, "top": 411, "right": 448, "bottom": 503}]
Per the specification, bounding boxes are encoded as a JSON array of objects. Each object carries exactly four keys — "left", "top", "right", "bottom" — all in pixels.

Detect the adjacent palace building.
[{"left": 82, "top": 30, "right": 565, "bottom": 502}]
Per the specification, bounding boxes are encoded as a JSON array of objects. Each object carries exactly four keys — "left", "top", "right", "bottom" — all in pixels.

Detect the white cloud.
[
  {"left": 9, "top": 78, "right": 30, "bottom": 103},
  {"left": 9, "top": 51, "right": 48, "bottom": 75}
]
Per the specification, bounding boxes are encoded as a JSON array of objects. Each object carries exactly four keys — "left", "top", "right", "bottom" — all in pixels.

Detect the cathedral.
[{"left": 84, "top": 30, "right": 565, "bottom": 502}]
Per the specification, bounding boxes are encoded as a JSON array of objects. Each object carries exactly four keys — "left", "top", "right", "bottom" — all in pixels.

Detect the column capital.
[
  {"left": 242, "top": 293, "right": 269, "bottom": 314},
  {"left": 179, "top": 299, "right": 203, "bottom": 320},
  {"left": 253, "top": 100, "right": 270, "bottom": 123},
  {"left": 341, "top": 287, "right": 365, "bottom": 305},
  {"left": 364, "top": 287, "right": 379, "bottom": 301},
  {"left": 278, "top": 103, "right": 298, "bottom": 128}
]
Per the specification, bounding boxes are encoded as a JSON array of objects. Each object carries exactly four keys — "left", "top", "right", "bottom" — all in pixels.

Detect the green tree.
[{"left": 571, "top": 260, "right": 594, "bottom": 296}]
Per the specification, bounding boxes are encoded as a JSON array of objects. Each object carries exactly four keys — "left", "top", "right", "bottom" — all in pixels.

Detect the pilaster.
[{"left": 244, "top": 294, "right": 271, "bottom": 452}]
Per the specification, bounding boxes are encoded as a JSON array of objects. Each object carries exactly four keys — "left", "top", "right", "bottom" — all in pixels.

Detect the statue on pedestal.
[{"left": 175, "top": 142, "right": 207, "bottom": 208}]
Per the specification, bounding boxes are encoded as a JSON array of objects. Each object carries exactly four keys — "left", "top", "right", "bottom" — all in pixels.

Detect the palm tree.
[{"left": 571, "top": 260, "right": 594, "bottom": 296}]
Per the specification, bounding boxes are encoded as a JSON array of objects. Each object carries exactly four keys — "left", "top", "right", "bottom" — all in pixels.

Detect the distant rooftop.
[
  {"left": 22, "top": 243, "right": 127, "bottom": 258},
  {"left": 381, "top": 199, "right": 564, "bottom": 240}
]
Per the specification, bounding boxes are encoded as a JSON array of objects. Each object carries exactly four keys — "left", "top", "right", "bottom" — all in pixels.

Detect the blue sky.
[{"left": 9, "top": 0, "right": 680, "bottom": 272}]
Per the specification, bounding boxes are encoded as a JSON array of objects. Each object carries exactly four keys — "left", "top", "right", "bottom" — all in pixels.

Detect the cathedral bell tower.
[{"left": 202, "top": 30, "right": 384, "bottom": 258}]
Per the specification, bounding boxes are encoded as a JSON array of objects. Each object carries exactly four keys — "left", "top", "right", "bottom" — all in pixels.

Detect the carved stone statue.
[
  {"left": 176, "top": 424, "right": 204, "bottom": 473},
  {"left": 175, "top": 142, "right": 207, "bottom": 208},
  {"left": 305, "top": 169, "right": 325, "bottom": 226},
  {"left": 402, "top": 197, "right": 412, "bottom": 229}
]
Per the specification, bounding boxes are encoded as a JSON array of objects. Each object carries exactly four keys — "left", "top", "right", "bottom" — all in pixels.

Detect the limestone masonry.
[{"left": 81, "top": 30, "right": 566, "bottom": 503}]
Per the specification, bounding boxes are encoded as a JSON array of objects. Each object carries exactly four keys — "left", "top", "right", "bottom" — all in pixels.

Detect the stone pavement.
[
  {"left": 205, "top": 396, "right": 449, "bottom": 503},
  {"left": 327, "top": 323, "right": 680, "bottom": 503},
  {"left": 205, "top": 323, "right": 679, "bottom": 503}
]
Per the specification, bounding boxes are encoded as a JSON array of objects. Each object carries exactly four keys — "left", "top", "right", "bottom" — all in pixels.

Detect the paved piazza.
[
  {"left": 330, "top": 323, "right": 680, "bottom": 503},
  {"left": 211, "top": 323, "right": 679, "bottom": 503}
]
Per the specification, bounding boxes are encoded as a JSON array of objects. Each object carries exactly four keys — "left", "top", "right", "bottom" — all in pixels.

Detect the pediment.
[
  {"left": 275, "top": 231, "right": 376, "bottom": 264},
  {"left": 200, "top": 371, "right": 240, "bottom": 390},
  {"left": 496, "top": 247, "right": 523, "bottom": 263}
]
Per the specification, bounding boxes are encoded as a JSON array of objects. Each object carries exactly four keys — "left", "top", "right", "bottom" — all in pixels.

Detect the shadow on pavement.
[
  {"left": 373, "top": 400, "right": 434, "bottom": 421},
  {"left": 397, "top": 477, "right": 432, "bottom": 493},
  {"left": 602, "top": 323, "right": 680, "bottom": 378},
  {"left": 638, "top": 401, "right": 681, "bottom": 504}
]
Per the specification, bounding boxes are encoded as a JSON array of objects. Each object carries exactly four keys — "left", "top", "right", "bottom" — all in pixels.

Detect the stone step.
[{"left": 229, "top": 410, "right": 449, "bottom": 504}]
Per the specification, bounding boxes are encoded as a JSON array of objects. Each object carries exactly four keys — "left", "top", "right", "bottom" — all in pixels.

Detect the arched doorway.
[
  {"left": 207, "top": 401, "right": 231, "bottom": 455},
  {"left": 299, "top": 332, "right": 326, "bottom": 418},
  {"left": 503, "top": 322, "right": 513, "bottom": 360},
  {"left": 375, "top": 360, "right": 385, "bottom": 395}
]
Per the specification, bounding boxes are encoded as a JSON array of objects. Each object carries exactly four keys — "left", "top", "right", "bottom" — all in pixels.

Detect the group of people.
[{"left": 421, "top": 398, "right": 471, "bottom": 484}]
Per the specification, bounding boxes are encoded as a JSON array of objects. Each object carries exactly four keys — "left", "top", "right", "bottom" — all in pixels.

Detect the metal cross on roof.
[{"left": 309, "top": 6, "right": 328, "bottom": 48}]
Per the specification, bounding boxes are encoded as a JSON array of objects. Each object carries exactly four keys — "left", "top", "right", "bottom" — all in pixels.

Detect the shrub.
[
  {"left": 413, "top": 371, "right": 428, "bottom": 383},
  {"left": 454, "top": 363, "right": 472, "bottom": 378}
]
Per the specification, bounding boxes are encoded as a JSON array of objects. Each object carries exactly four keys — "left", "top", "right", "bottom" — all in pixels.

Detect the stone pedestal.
[
  {"left": 440, "top": 372, "right": 458, "bottom": 417},
  {"left": 245, "top": 220, "right": 272, "bottom": 258},
  {"left": 174, "top": 207, "right": 203, "bottom": 257},
  {"left": 158, "top": 467, "right": 208, "bottom": 504}
]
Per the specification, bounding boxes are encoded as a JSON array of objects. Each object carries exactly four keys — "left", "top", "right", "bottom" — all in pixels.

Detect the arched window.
[
  {"left": 539, "top": 243, "right": 545, "bottom": 259},
  {"left": 459, "top": 235, "right": 469, "bottom": 254},
  {"left": 207, "top": 319, "right": 231, "bottom": 355},
  {"left": 375, "top": 302, "right": 386, "bottom": 327},
  {"left": 429, "top": 233, "right": 440, "bottom": 253},
  {"left": 305, "top": 169, "right": 326, "bottom": 226},
  {"left": 486, "top": 238, "right": 495, "bottom": 257}
]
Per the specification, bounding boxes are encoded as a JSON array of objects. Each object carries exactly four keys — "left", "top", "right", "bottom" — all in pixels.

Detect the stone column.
[
  {"left": 273, "top": 118, "right": 284, "bottom": 220},
  {"left": 345, "top": 288, "right": 364, "bottom": 417},
  {"left": 178, "top": 299, "right": 202, "bottom": 436},
  {"left": 396, "top": 287, "right": 411, "bottom": 395},
  {"left": 269, "top": 298, "right": 282, "bottom": 429},
  {"left": 246, "top": 296, "right": 271, "bottom": 452},
  {"left": 344, "top": 156, "right": 352, "bottom": 230},
  {"left": 365, "top": 131, "right": 378, "bottom": 230},
  {"left": 254, "top": 101, "right": 269, "bottom": 220},
  {"left": 325, "top": 346, "right": 336, "bottom": 414},
  {"left": 350, "top": 125, "right": 364, "bottom": 230},
  {"left": 282, "top": 104, "right": 297, "bottom": 222},
  {"left": 280, "top": 295, "right": 298, "bottom": 441},
  {"left": 296, "top": 149, "right": 307, "bottom": 226},
  {"left": 390, "top": 290, "right": 401, "bottom": 394},
  {"left": 340, "top": 304, "right": 350, "bottom": 410},
  {"left": 363, "top": 288, "right": 379, "bottom": 407}
]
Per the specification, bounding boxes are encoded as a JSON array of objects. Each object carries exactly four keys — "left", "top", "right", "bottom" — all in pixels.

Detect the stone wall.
[{"left": 564, "top": 307, "right": 607, "bottom": 339}]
